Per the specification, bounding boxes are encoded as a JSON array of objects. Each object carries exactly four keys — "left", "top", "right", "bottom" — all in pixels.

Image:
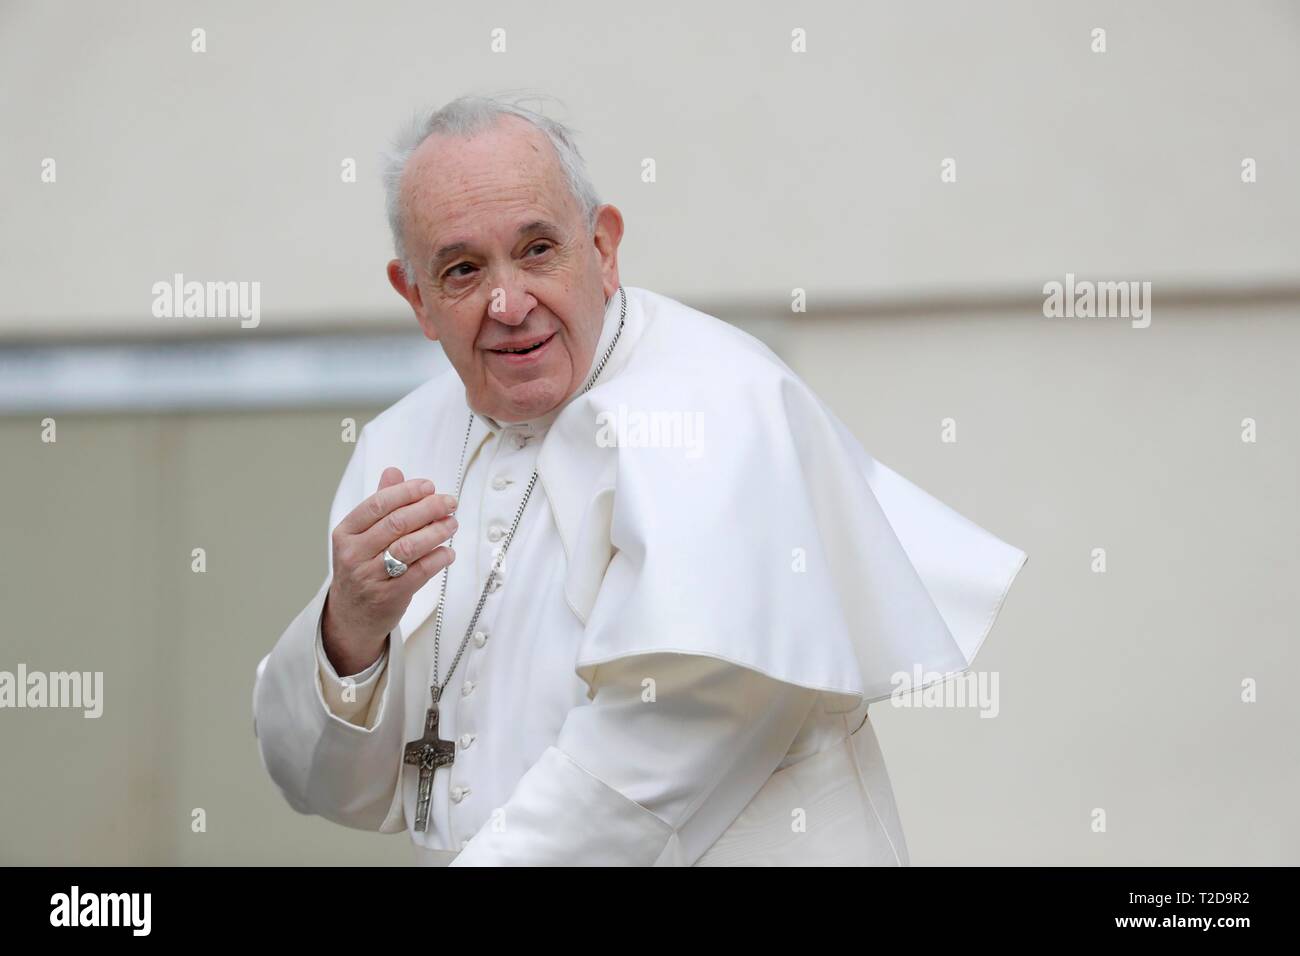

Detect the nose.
[{"left": 486, "top": 281, "right": 535, "bottom": 327}]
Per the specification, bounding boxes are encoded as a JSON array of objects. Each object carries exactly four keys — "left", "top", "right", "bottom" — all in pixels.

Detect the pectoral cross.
[{"left": 404, "top": 686, "right": 455, "bottom": 832}]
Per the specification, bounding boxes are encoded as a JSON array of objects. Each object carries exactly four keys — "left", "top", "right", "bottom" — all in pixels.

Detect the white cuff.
[{"left": 315, "top": 614, "right": 388, "bottom": 728}]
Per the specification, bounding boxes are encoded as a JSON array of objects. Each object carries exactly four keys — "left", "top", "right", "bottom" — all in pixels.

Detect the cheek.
[
  {"left": 555, "top": 327, "right": 581, "bottom": 369},
  {"left": 442, "top": 314, "right": 481, "bottom": 361}
]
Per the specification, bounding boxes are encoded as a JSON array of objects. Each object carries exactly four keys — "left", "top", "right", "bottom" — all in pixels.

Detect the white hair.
[{"left": 381, "top": 93, "right": 602, "bottom": 283}]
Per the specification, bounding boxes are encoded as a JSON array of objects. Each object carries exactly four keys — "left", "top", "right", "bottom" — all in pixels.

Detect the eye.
[
  {"left": 525, "top": 242, "right": 552, "bottom": 256},
  {"left": 443, "top": 262, "right": 477, "bottom": 280}
]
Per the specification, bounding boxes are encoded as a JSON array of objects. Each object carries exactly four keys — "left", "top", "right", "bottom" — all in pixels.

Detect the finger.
[
  {"left": 357, "top": 490, "right": 459, "bottom": 560},
  {"left": 378, "top": 466, "right": 405, "bottom": 492},
  {"left": 384, "top": 514, "right": 459, "bottom": 567},
  {"left": 338, "top": 475, "right": 437, "bottom": 536},
  {"left": 390, "top": 545, "right": 456, "bottom": 594}
]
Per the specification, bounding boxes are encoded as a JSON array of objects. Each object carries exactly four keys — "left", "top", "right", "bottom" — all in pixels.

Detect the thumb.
[{"left": 378, "top": 466, "right": 405, "bottom": 491}]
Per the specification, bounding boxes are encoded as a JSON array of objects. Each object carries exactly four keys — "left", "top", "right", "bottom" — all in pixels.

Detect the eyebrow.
[{"left": 428, "top": 220, "right": 562, "bottom": 273}]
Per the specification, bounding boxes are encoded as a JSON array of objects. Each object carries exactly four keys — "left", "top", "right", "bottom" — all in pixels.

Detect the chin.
[{"left": 496, "top": 379, "right": 565, "bottom": 422}]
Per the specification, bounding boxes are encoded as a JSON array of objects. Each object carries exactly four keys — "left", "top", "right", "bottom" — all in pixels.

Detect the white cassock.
[{"left": 252, "top": 285, "right": 1028, "bottom": 866}]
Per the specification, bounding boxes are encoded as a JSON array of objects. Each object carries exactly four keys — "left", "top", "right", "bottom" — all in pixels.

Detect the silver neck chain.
[{"left": 428, "top": 285, "right": 627, "bottom": 701}]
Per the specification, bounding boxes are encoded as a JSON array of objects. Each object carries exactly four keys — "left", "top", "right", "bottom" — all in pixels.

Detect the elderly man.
[{"left": 252, "top": 95, "right": 1027, "bottom": 866}]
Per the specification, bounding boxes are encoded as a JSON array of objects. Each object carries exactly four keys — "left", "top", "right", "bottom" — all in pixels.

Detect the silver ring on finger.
[{"left": 383, "top": 549, "right": 408, "bottom": 578}]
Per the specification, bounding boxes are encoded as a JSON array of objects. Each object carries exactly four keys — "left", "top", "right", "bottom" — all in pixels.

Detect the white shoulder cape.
[{"left": 538, "top": 288, "right": 1027, "bottom": 713}]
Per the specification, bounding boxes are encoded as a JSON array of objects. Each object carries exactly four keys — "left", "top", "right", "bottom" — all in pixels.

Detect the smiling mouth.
[{"left": 489, "top": 332, "right": 555, "bottom": 356}]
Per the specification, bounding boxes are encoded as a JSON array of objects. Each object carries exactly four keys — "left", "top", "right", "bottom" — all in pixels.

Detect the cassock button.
[
  {"left": 461, "top": 680, "right": 475, "bottom": 697},
  {"left": 473, "top": 630, "right": 488, "bottom": 648},
  {"left": 459, "top": 733, "right": 475, "bottom": 749},
  {"left": 487, "top": 573, "right": 504, "bottom": 593},
  {"left": 487, "top": 524, "right": 505, "bottom": 542},
  {"left": 451, "top": 786, "right": 470, "bottom": 803},
  {"left": 491, "top": 475, "right": 510, "bottom": 490},
  {"left": 512, "top": 432, "right": 529, "bottom": 449}
]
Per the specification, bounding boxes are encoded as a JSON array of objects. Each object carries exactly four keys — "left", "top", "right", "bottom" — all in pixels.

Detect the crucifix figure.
[{"left": 403, "top": 686, "right": 455, "bottom": 832}]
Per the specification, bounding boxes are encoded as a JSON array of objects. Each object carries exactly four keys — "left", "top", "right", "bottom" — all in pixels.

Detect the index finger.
[{"left": 337, "top": 477, "right": 437, "bottom": 536}]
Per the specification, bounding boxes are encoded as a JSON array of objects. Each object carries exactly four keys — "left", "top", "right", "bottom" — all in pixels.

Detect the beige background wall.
[
  {"left": 1, "top": 0, "right": 1296, "bottom": 864},
  {"left": 3, "top": 0, "right": 1299, "bottom": 338}
]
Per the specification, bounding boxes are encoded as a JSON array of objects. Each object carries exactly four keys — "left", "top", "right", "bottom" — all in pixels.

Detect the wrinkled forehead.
[{"left": 401, "top": 117, "right": 578, "bottom": 247}]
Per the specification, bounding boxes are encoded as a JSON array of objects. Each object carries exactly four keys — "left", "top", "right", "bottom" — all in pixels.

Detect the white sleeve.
[
  {"left": 450, "top": 652, "right": 818, "bottom": 866},
  {"left": 315, "top": 611, "right": 389, "bottom": 728}
]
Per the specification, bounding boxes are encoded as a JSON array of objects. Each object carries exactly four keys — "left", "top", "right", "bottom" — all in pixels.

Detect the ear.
[
  {"left": 591, "top": 204, "right": 625, "bottom": 299},
  {"left": 387, "top": 259, "right": 439, "bottom": 342}
]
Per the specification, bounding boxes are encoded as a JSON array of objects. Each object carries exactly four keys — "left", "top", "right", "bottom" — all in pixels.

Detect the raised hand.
[{"left": 321, "top": 466, "right": 458, "bottom": 675}]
